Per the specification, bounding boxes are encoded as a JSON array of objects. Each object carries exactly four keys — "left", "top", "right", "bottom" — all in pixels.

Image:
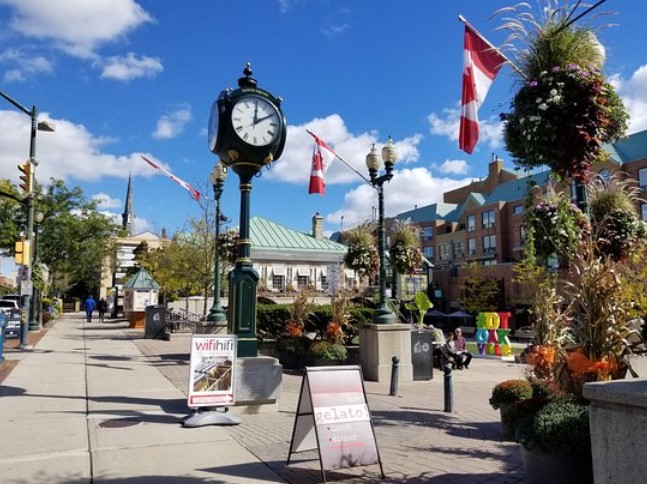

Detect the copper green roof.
[
  {"left": 123, "top": 267, "right": 159, "bottom": 289},
  {"left": 250, "top": 217, "right": 346, "bottom": 253}
]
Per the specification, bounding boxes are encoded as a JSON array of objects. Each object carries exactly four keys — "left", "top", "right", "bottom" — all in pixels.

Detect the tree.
[
  {"left": 460, "top": 263, "right": 501, "bottom": 313},
  {"left": 0, "top": 177, "right": 121, "bottom": 297}
]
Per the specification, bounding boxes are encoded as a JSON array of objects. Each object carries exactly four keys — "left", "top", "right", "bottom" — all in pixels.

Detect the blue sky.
[{"left": 1, "top": 0, "right": 647, "bottom": 278}]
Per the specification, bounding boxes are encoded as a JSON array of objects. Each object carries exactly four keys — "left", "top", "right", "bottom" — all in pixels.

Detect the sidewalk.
[{"left": 1, "top": 313, "right": 528, "bottom": 483}]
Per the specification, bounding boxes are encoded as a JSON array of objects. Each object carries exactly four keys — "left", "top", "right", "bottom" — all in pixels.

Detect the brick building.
[{"left": 397, "top": 129, "right": 647, "bottom": 323}]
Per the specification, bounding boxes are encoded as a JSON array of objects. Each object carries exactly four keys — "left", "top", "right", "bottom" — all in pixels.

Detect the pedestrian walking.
[
  {"left": 85, "top": 295, "right": 96, "bottom": 323},
  {"left": 98, "top": 298, "right": 107, "bottom": 323}
]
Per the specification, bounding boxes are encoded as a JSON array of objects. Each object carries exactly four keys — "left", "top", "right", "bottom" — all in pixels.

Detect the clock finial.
[{"left": 238, "top": 62, "right": 257, "bottom": 88}]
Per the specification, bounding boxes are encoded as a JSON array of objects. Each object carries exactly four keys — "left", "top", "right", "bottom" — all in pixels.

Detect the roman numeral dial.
[{"left": 231, "top": 96, "right": 280, "bottom": 147}]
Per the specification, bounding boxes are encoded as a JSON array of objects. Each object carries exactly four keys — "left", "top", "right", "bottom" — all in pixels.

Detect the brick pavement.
[{"left": 135, "top": 333, "right": 528, "bottom": 484}]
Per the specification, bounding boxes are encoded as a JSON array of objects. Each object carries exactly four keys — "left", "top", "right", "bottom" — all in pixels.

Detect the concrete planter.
[
  {"left": 521, "top": 447, "right": 593, "bottom": 484},
  {"left": 584, "top": 379, "right": 647, "bottom": 484}
]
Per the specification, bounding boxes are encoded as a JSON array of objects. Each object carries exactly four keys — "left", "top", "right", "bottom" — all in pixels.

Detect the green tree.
[{"left": 460, "top": 263, "right": 501, "bottom": 313}]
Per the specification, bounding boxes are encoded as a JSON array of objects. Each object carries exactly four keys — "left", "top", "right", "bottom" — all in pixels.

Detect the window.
[
  {"left": 482, "top": 234, "right": 496, "bottom": 254},
  {"left": 297, "top": 275, "right": 309, "bottom": 290},
  {"left": 439, "top": 244, "right": 451, "bottom": 261},
  {"left": 483, "top": 259, "right": 496, "bottom": 266},
  {"left": 513, "top": 205, "right": 524, "bottom": 215},
  {"left": 642, "top": 204, "right": 647, "bottom": 222},
  {"left": 598, "top": 168, "right": 611, "bottom": 184},
  {"left": 422, "top": 226, "right": 433, "bottom": 241},
  {"left": 423, "top": 246, "right": 434, "bottom": 259},
  {"left": 482, "top": 210, "right": 495, "bottom": 229},
  {"left": 467, "top": 238, "right": 476, "bottom": 255},
  {"left": 272, "top": 275, "right": 285, "bottom": 291},
  {"left": 640, "top": 169, "right": 647, "bottom": 192},
  {"left": 519, "top": 225, "right": 527, "bottom": 245},
  {"left": 452, "top": 242, "right": 463, "bottom": 259},
  {"left": 466, "top": 214, "right": 475, "bottom": 232},
  {"left": 321, "top": 275, "right": 328, "bottom": 290}
]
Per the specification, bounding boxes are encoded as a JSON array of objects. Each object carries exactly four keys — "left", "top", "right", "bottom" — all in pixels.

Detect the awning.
[
  {"left": 272, "top": 266, "right": 285, "bottom": 276},
  {"left": 345, "top": 269, "right": 355, "bottom": 279},
  {"left": 296, "top": 266, "right": 309, "bottom": 276},
  {"left": 319, "top": 266, "right": 327, "bottom": 277}
]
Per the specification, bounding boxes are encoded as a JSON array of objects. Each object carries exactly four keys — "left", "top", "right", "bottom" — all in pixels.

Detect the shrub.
[
  {"left": 516, "top": 396, "right": 590, "bottom": 454},
  {"left": 489, "top": 379, "right": 533, "bottom": 410},
  {"left": 307, "top": 340, "right": 348, "bottom": 362}
]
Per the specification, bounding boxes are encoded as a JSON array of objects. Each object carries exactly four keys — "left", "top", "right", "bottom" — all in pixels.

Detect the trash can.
[
  {"left": 0, "top": 314, "right": 6, "bottom": 363},
  {"left": 144, "top": 305, "right": 168, "bottom": 340},
  {"left": 411, "top": 329, "right": 433, "bottom": 380}
]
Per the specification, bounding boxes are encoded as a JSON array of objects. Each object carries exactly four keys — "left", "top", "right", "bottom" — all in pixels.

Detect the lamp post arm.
[{"left": 0, "top": 90, "right": 31, "bottom": 116}]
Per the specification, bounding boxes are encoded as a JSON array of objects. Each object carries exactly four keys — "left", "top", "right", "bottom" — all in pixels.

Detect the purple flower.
[
  {"left": 528, "top": 80, "right": 538, "bottom": 87},
  {"left": 551, "top": 66, "right": 560, "bottom": 73}
]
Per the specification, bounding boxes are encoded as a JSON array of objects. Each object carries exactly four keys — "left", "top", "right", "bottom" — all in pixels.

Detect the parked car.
[
  {"left": 0, "top": 299, "right": 19, "bottom": 314},
  {"left": 1, "top": 294, "right": 21, "bottom": 307},
  {"left": 2, "top": 308, "right": 21, "bottom": 338}
]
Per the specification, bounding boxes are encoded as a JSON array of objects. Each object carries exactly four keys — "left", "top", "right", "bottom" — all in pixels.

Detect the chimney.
[
  {"left": 161, "top": 228, "right": 167, "bottom": 239},
  {"left": 489, "top": 153, "right": 504, "bottom": 180},
  {"left": 312, "top": 212, "right": 324, "bottom": 240}
]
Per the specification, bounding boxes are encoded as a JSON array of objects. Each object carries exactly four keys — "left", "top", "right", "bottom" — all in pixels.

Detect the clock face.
[
  {"left": 208, "top": 100, "right": 219, "bottom": 152},
  {"left": 231, "top": 96, "right": 280, "bottom": 147}
]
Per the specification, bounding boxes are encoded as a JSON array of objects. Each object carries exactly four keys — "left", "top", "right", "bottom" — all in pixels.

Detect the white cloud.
[
  {"left": 321, "top": 23, "right": 349, "bottom": 39},
  {"left": 152, "top": 104, "right": 192, "bottom": 140},
  {"left": 0, "top": 109, "right": 163, "bottom": 184},
  {"left": 100, "top": 52, "right": 163, "bottom": 81},
  {"left": 438, "top": 159, "right": 469, "bottom": 175},
  {"left": 1, "top": 0, "right": 153, "bottom": 59},
  {"left": 0, "top": 48, "right": 54, "bottom": 82},
  {"left": 427, "top": 105, "right": 503, "bottom": 151},
  {"left": 614, "top": 64, "right": 647, "bottom": 134},
  {"left": 268, "top": 114, "right": 423, "bottom": 185},
  {"left": 326, "top": 167, "right": 475, "bottom": 227},
  {"left": 100, "top": 209, "right": 153, "bottom": 234},
  {"left": 93, "top": 193, "right": 122, "bottom": 209}
]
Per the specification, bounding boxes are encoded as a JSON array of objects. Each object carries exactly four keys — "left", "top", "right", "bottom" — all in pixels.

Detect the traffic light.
[
  {"left": 18, "top": 162, "right": 32, "bottom": 194},
  {"left": 14, "top": 239, "right": 31, "bottom": 266}
]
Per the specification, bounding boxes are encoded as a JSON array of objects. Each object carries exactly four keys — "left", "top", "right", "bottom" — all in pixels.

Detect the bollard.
[
  {"left": 389, "top": 356, "right": 399, "bottom": 396},
  {"left": 443, "top": 365, "right": 453, "bottom": 412}
]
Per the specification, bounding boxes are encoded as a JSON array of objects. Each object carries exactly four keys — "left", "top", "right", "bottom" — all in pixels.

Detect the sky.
[{"left": 1, "top": 0, "right": 647, "bottom": 278}]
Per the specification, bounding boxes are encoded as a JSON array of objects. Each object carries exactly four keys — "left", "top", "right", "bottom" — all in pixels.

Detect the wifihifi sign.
[{"left": 187, "top": 335, "right": 236, "bottom": 408}]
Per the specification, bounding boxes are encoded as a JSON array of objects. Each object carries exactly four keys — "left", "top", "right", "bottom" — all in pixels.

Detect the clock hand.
[
  {"left": 254, "top": 113, "right": 275, "bottom": 125},
  {"left": 253, "top": 100, "right": 259, "bottom": 123}
]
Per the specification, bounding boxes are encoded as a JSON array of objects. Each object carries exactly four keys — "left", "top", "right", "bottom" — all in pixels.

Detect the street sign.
[{"left": 20, "top": 280, "right": 33, "bottom": 296}]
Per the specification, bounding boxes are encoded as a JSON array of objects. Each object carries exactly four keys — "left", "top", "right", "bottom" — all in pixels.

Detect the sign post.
[
  {"left": 183, "top": 334, "right": 240, "bottom": 427},
  {"left": 287, "top": 365, "right": 385, "bottom": 483}
]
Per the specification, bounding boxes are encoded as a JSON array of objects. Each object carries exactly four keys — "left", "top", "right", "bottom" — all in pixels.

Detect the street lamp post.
[
  {"left": 365, "top": 137, "right": 398, "bottom": 324},
  {"left": 207, "top": 162, "right": 227, "bottom": 324},
  {"left": 0, "top": 90, "right": 55, "bottom": 347}
]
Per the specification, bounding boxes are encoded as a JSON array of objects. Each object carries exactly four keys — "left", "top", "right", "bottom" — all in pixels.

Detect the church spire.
[{"left": 122, "top": 172, "right": 135, "bottom": 235}]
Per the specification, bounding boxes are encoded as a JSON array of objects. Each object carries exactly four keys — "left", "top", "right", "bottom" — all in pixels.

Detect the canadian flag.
[
  {"left": 141, "top": 155, "right": 202, "bottom": 201},
  {"left": 307, "top": 130, "right": 338, "bottom": 195},
  {"left": 459, "top": 25, "right": 506, "bottom": 154}
]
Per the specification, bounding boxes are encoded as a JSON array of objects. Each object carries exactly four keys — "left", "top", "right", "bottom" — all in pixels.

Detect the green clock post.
[{"left": 208, "top": 64, "right": 287, "bottom": 357}]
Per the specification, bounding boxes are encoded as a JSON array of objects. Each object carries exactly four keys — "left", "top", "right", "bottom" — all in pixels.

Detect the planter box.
[
  {"left": 584, "top": 379, "right": 647, "bottom": 484},
  {"left": 521, "top": 447, "right": 592, "bottom": 484}
]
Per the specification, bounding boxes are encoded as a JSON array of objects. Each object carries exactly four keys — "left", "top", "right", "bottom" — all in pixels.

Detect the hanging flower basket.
[{"left": 502, "top": 64, "right": 628, "bottom": 181}]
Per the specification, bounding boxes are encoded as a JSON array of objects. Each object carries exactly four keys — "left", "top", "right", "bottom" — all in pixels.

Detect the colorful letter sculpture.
[{"left": 475, "top": 312, "right": 512, "bottom": 360}]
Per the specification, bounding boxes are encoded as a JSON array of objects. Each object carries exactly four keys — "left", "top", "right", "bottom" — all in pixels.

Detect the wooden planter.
[
  {"left": 521, "top": 447, "right": 593, "bottom": 484},
  {"left": 278, "top": 351, "right": 305, "bottom": 370}
]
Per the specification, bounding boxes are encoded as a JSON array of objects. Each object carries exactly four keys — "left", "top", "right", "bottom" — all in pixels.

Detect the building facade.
[{"left": 397, "top": 129, "right": 647, "bottom": 315}]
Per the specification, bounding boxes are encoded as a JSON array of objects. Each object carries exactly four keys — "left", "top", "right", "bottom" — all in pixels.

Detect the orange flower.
[
  {"left": 326, "top": 322, "right": 344, "bottom": 344},
  {"left": 286, "top": 321, "right": 304, "bottom": 338}
]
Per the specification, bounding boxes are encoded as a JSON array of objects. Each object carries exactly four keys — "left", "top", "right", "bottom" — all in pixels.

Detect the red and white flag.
[
  {"left": 307, "top": 130, "right": 338, "bottom": 195},
  {"left": 459, "top": 25, "right": 506, "bottom": 154},
  {"left": 141, "top": 155, "right": 202, "bottom": 202}
]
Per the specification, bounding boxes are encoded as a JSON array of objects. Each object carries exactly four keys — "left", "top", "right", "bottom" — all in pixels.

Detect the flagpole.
[
  {"left": 306, "top": 129, "right": 373, "bottom": 185},
  {"left": 458, "top": 14, "right": 527, "bottom": 79}
]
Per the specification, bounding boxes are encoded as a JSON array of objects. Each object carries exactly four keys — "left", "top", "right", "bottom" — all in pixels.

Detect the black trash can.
[
  {"left": 145, "top": 305, "right": 168, "bottom": 340},
  {"left": 411, "top": 329, "right": 433, "bottom": 380}
]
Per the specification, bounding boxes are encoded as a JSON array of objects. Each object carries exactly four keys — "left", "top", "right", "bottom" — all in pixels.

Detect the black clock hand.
[
  {"left": 254, "top": 113, "right": 274, "bottom": 125},
  {"left": 253, "top": 100, "right": 258, "bottom": 123}
]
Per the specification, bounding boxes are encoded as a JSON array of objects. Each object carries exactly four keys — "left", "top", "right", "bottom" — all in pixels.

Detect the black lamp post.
[
  {"left": 207, "top": 162, "right": 227, "bottom": 324},
  {"left": 365, "top": 137, "right": 398, "bottom": 324}
]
